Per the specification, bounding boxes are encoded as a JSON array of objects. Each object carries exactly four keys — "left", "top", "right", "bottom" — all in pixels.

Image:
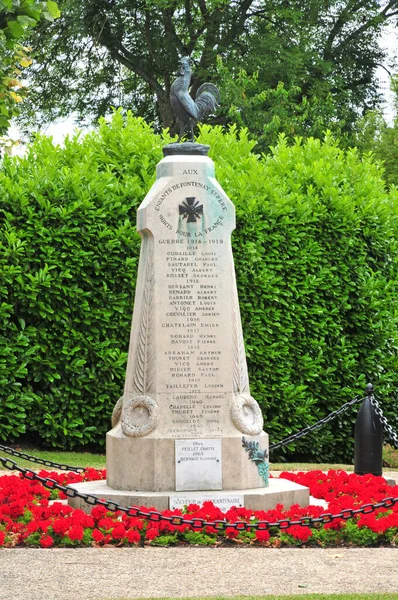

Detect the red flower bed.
[{"left": 0, "top": 469, "right": 397, "bottom": 548}]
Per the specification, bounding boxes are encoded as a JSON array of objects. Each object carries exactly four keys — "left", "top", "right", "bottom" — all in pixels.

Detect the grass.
[
  {"left": 0, "top": 448, "right": 106, "bottom": 471},
  {"left": 271, "top": 462, "right": 356, "bottom": 472},
  {"left": 383, "top": 444, "right": 398, "bottom": 469},
  {"left": 1, "top": 444, "right": 397, "bottom": 473},
  {"left": 108, "top": 595, "right": 398, "bottom": 600}
]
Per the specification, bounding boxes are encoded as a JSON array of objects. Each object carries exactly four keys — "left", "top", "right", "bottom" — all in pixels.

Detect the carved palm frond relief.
[
  {"left": 133, "top": 232, "right": 156, "bottom": 394},
  {"left": 232, "top": 269, "right": 249, "bottom": 394}
]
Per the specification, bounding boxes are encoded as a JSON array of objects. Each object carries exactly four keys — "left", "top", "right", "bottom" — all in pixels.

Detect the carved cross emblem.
[{"left": 179, "top": 197, "right": 203, "bottom": 223}]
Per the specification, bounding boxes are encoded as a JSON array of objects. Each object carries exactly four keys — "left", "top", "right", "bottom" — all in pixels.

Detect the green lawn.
[{"left": 0, "top": 448, "right": 106, "bottom": 471}]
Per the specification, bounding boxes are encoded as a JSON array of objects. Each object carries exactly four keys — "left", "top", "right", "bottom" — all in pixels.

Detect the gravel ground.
[{"left": 1, "top": 547, "right": 398, "bottom": 600}]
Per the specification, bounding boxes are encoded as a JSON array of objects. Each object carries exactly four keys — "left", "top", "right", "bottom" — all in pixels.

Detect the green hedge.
[{"left": 1, "top": 113, "right": 397, "bottom": 460}]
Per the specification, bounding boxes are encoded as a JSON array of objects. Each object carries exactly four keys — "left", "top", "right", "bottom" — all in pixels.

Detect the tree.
[
  {"left": 0, "top": 0, "right": 59, "bottom": 136},
  {"left": 217, "top": 66, "right": 348, "bottom": 151},
  {"left": 19, "top": 1, "right": 398, "bottom": 139},
  {"left": 217, "top": 1, "right": 398, "bottom": 149},
  {"left": 354, "top": 74, "right": 398, "bottom": 187}
]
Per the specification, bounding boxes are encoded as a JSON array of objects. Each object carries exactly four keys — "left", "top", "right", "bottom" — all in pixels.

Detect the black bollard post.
[{"left": 354, "top": 383, "right": 383, "bottom": 476}]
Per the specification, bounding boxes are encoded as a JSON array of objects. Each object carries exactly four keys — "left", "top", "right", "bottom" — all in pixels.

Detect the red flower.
[
  {"left": 111, "top": 524, "right": 127, "bottom": 540},
  {"left": 91, "top": 505, "right": 108, "bottom": 521},
  {"left": 186, "top": 503, "right": 200, "bottom": 512},
  {"left": 286, "top": 525, "right": 312, "bottom": 543},
  {"left": 2, "top": 468, "right": 398, "bottom": 549},
  {"left": 40, "top": 535, "right": 54, "bottom": 548},
  {"left": 145, "top": 527, "right": 159, "bottom": 541},
  {"left": 48, "top": 502, "right": 73, "bottom": 517},
  {"left": 255, "top": 529, "right": 270, "bottom": 543},
  {"left": 127, "top": 529, "right": 141, "bottom": 544},
  {"left": 52, "top": 519, "right": 70, "bottom": 536},
  {"left": 92, "top": 529, "right": 105, "bottom": 543},
  {"left": 26, "top": 521, "right": 39, "bottom": 535},
  {"left": 225, "top": 527, "right": 239, "bottom": 539},
  {"left": 67, "top": 525, "right": 84, "bottom": 541}
]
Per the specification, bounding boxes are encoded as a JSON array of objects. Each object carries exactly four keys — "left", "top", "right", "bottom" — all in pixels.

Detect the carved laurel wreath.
[
  {"left": 231, "top": 393, "right": 263, "bottom": 436},
  {"left": 121, "top": 395, "right": 159, "bottom": 437},
  {"left": 111, "top": 396, "right": 123, "bottom": 428}
]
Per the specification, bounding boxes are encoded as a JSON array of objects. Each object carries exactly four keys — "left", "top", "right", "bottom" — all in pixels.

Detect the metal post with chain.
[
  {"left": 369, "top": 388, "right": 398, "bottom": 450},
  {"left": 269, "top": 394, "right": 365, "bottom": 452},
  {"left": 354, "top": 383, "right": 383, "bottom": 476}
]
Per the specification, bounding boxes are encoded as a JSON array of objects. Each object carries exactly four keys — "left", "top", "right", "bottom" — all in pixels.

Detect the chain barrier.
[
  {"left": 0, "top": 443, "right": 85, "bottom": 473},
  {"left": 370, "top": 395, "right": 398, "bottom": 450},
  {"left": 269, "top": 394, "right": 365, "bottom": 452},
  {"left": 1, "top": 388, "right": 398, "bottom": 530},
  {"left": 1, "top": 452, "right": 397, "bottom": 531}
]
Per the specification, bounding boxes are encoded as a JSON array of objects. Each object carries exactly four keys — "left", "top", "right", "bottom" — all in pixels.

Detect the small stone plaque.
[
  {"left": 170, "top": 493, "right": 243, "bottom": 511},
  {"left": 175, "top": 439, "right": 222, "bottom": 491}
]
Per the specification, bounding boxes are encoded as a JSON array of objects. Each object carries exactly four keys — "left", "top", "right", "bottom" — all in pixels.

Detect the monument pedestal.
[
  {"left": 67, "top": 144, "right": 310, "bottom": 514},
  {"left": 68, "top": 477, "right": 309, "bottom": 513},
  {"left": 106, "top": 424, "right": 268, "bottom": 491}
]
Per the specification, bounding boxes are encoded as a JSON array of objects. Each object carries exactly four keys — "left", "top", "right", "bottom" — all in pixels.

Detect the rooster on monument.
[{"left": 170, "top": 57, "right": 221, "bottom": 142}]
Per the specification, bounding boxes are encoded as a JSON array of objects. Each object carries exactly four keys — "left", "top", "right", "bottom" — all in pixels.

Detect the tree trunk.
[{"left": 157, "top": 89, "right": 175, "bottom": 133}]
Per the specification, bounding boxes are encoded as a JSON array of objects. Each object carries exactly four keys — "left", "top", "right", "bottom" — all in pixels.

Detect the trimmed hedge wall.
[{"left": 1, "top": 113, "right": 397, "bottom": 460}]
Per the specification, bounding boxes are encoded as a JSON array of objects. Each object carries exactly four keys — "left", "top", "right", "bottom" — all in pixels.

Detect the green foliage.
[
  {"left": 19, "top": 0, "right": 396, "bottom": 140},
  {"left": 310, "top": 526, "right": 342, "bottom": 547},
  {"left": 1, "top": 113, "right": 398, "bottom": 461},
  {"left": 0, "top": 0, "right": 59, "bottom": 135},
  {"left": 218, "top": 69, "right": 346, "bottom": 153},
  {"left": 0, "top": 113, "right": 166, "bottom": 447},
  {"left": 181, "top": 530, "right": 217, "bottom": 546},
  {"left": 354, "top": 110, "right": 398, "bottom": 188},
  {"left": 24, "top": 531, "right": 41, "bottom": 546},
  {"left": 20, "top": 509, "right": 33, "bottom": 524},
  {"left": 150, "top": 533, "right": 179, "bottom": 546},
  {"left": 342, "top": 520, "right": 379, "bottom": 546},
  {"left": 82, "top": 528, "right": 93, "bottom": 545}
]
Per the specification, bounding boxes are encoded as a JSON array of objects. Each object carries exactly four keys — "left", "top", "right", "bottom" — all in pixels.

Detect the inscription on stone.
[
  {"left": 140, "top": 175, "right": 237, "bottom": 439},
  {"left": 169, "top": 493, "right": 244, "bottom": 511},
  {"left": 175, "top": 439, "right": 222, "bottom": 491}
]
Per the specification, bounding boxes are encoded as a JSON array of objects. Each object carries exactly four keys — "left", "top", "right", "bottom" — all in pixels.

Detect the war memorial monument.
[{"left": 69, "top": 58, "right": 309, "bottom": 511}]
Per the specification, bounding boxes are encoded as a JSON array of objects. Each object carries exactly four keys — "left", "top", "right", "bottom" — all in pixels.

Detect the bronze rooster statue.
[{"left": 170, "top": 57, "right": 220, "bottom": 142}]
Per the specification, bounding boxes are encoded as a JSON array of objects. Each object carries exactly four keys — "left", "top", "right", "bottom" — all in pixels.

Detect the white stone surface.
[
  {"left": 106, "top": 150, "right": 268, "bottom": 494},
  {"left": 68, "top": 477, "right": 309, "bottom": 513},
  {"left": 309, "top": 496, "right": 328, "bottom": 509},
  {"left": 169, "top": 493, "right": 244, "bottom": 510},
  {"left": 175, "top": 438, "right": 222, "bottom": 491}
]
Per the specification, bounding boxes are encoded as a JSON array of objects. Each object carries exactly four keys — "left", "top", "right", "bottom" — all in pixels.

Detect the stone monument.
[{"left": 69, "top": 58, "right": 309, "bottom": 512}]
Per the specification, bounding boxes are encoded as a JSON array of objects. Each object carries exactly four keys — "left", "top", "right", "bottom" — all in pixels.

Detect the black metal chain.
[
  {"left": 1, "top": 453, "right": 397, "bottom": 531},
  {"left": 269, "top": 394, "right": 365, "bottom": 452},
  {"left": 0, "top": 444, "right": 85, "bottom": 473},
  {"left": 370, "top": 394, "right": 398, "bottom": 450}
]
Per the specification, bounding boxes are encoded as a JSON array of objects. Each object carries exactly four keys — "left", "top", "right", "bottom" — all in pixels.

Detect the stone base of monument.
[
  {"left": 106, "top": 428, "right": 269, "bottom": 492},
  {"left": 67, "top": 477, "right": 309, "bottom": 513}
]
